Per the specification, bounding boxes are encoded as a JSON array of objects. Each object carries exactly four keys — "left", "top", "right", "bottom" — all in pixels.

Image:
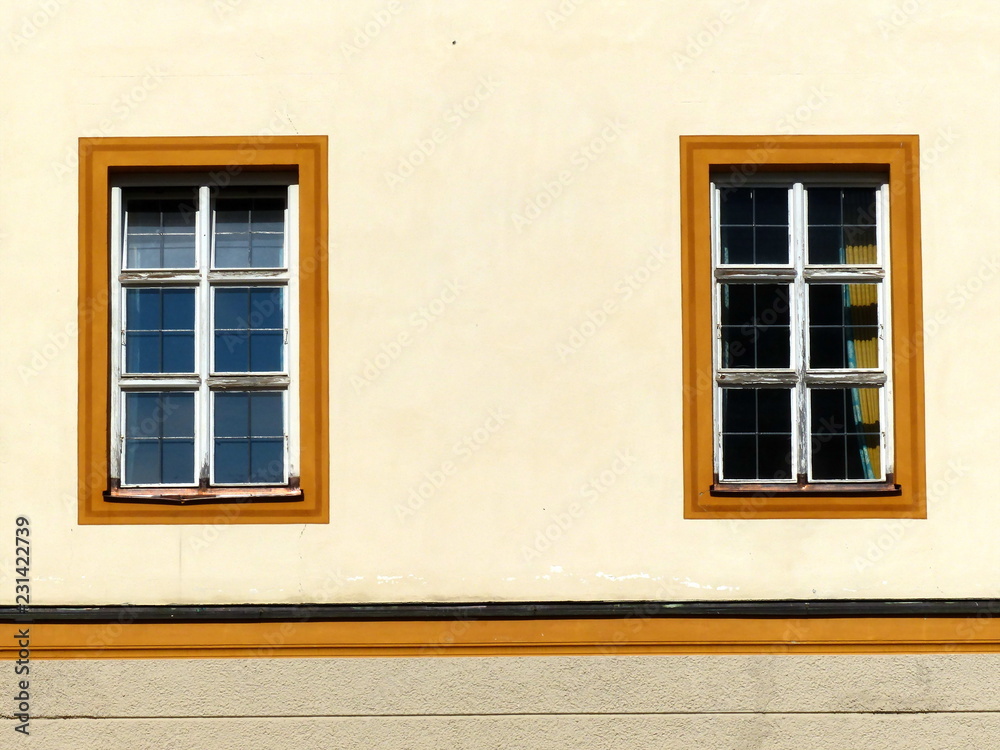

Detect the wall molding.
[{"left": 4, "top": 601, "right": 1000, "bottom": 658}]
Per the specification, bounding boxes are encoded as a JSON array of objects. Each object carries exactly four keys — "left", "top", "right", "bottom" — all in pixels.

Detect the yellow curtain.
[{"left": 845, "top": 243, "right": 880, "bottom": 478}]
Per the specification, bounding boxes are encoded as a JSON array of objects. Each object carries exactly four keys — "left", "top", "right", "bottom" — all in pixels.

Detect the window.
[
  {"left": 79, "top": 137, "right": 328, "bottom": 524},
  {"left": 680, "top": 136, "right": 925, "bottom": 518},
  {"left": 112, "top": 176, "right": 296, "bottom": 492}
]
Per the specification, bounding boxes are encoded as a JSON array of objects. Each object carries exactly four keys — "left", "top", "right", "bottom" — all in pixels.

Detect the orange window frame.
[
  {"left": 78, "top": 136, "right": 329, "bottom": 524},
  {"left": 680, "top": 135, "right": 926, "bottom": 519}
]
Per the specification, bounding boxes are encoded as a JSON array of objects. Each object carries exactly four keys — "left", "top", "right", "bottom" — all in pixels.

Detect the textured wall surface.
[
  {"left": 0, "top": 0, "right": 997, "bottom": 606},
  {"left": 2, "top": 655, "right": 999, "bottom": 748}
]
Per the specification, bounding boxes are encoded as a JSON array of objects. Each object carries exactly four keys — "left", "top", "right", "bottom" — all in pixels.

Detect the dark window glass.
[
  {"left": 810, "top": 388, "right": 881, "bottom": 480},
  {"left": 719, "top": 187, "right": 789, "bottom": 265},
  {"left": 809, "top": 284, "right": 880, "bottom": 369},
  {"left": 721, "top": 283, "right": 790, "bottom": 368},
  {"left": 721, "top": 388, "right": 793, "bottom": 481},
  {"left": 807, "top": 187, "right": 878, "bottom": 265}
]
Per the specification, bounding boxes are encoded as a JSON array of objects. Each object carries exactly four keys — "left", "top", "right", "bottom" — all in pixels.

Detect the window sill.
[
  {"left": 103, "top": 483, "right": 303, "bottom": 506},
  {"left": 710, "top": 481, "right": 901, "bottom": 497}
]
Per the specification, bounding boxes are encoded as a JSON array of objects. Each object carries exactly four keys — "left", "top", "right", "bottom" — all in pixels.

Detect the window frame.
[
  {"left": 680, "top": 136, "right": 925, "bottom": 519},
  {"left": 78, "top": 136, "right": 328, "bottom": 524},
  {"left": 112, "top": 176, "right": 298, "bottom": 491}
]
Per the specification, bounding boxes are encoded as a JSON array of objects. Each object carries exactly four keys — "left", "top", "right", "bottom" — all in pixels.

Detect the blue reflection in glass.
[
  {"left": 213, "top": 288, "right": 284, "bottom": 373},
  {"left": 124, "top": 392, "right": 195, "bottom": 485},
  {"left": 213, "top": 195, "right": 285, "bottom": 268},
  {"left": 125, "top": 288, "right": 195, "bottom": 373},
  {"left": 214, "top": 392, "right": 284, "bottom": 483},
  {"left": 125, "top": 198, "right": 197, "bottom": 269}
]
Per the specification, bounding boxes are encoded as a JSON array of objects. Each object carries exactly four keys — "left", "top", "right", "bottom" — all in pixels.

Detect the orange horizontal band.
[{"left": 4, "top": 617, "right": 999, "bottom": 659}]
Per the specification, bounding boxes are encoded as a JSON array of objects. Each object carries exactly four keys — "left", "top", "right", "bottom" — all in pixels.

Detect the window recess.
[
  {"left": 108, "top": 176, "right": 301, "bottom": 503},
  {"left": 711, "top": 176, "right": 895, "bottom": 493}
]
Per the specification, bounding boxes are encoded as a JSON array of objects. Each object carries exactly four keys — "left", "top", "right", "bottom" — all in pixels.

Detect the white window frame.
[
  {"left": 109, "top": 173, "right": 300, "bottom": 491},
  {"left": 710, "top": 173, "right": 894, "bottom": 488}
]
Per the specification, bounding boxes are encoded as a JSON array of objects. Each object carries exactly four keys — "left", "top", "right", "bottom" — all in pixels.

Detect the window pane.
[
  {"left": 810, "top": 388, "right": 881, "bottom": 480},
  {"left": 214, "top": 288, "right": 248, "bottom": 330},
  {"left": 249, "top": 288, "right": 284, "bottom": 328},
  {"left": 162, "top": 235, "right": 195, "bottom": 269},
  {"left": 809, "top": 283, "right": 880, "bottom": 369},
  {"left": 126, "top": 288, "right": 162, "bottom": 330},
  {"left": 719, "top": 187, "right": 789, "bottom": 265},
  {"left": 125, "top": 198, "right": 197, "bottom": 269},
  {"left": 807, "top": 187, "right": 878, "bottom": 265},
  {"left": 214, "top": 440, "right": 250, "bottom": 484},
  {"left": 249, "top": 392, "right": 283, "bottom": 436},
  {"left": 720, "top": 283, "right": 790, "bottom": 368},
  {"left": 250, "top": 440, "right": 284, "bottom": 483},
  {"left": 250, "top": 332, "right": 283, "bottom": 371},
  {"left": 126, "top": 235, "right": 163, "bottom": 271},
  {"left": 124, "top": 392, "right": 195, "bottom": 485},
  {"left": 215, "top": 392, "right": 250, "bottom": 438},
  {"left": 124, "top": 288, "right": 195, "bottom": 374},
  {"left": 161, "top": 440, "right": 196, "bottom": 484},
  {"left": 721, "top": 388, "right": 793, "bottom": 481},
  {"left": 124, "top": 442, "right": 160, "bottom": 485},
  {"left": 251, "top": 233, "right": 284, "bottom": 268},
  {"left": 215, "top": 234, "right": 251, "bottom": 268},
  {"left": 215, "top": 332, "right": 250, "bottom": 373},
  {"left": 213, "top": 287, "right": 284, "bottom": 373},
  {"left": 214, "top": 392, "right": 285, "bottom": 484},
  {"left": 162, "top": 288, "right": 196, "bottom": 329},
  {"left": 720, "top": 225, "right": 753, "bottom": 265},
  {"left": 161, "top": 333, "right": 195, "bottom": 374},
  {"left": 160, "top": 392, "right": 196, "bottom": 438},
  {"left": 214, "top": 193, "right": 286, "bottom": 268}
]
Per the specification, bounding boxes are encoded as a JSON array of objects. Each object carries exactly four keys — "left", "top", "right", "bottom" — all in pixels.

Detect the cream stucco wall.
[{"left": 0, "top": 0, "right": 998, "bottom": 605}]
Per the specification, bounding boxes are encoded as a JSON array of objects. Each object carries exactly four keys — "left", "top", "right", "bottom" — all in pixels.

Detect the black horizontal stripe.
[{"left": 3, "top": 599, "right": 1000, "bottom": 624}]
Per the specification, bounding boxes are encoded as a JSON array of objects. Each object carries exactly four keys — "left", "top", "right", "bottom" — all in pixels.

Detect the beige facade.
[
  {"left": 0, "top": 0, "right": 996, "bottom": 606},
  {"left": 1, "top": 0, "right": 999, "bottom": 746}
]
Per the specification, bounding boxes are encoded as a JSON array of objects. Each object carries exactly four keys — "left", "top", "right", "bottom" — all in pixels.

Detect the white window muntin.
[
  {"left": 710, "top": 178, "right": 892, "bottom": 484},
  {"left": 110, "top": 177, "right": 299, "bottom": 488}
]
